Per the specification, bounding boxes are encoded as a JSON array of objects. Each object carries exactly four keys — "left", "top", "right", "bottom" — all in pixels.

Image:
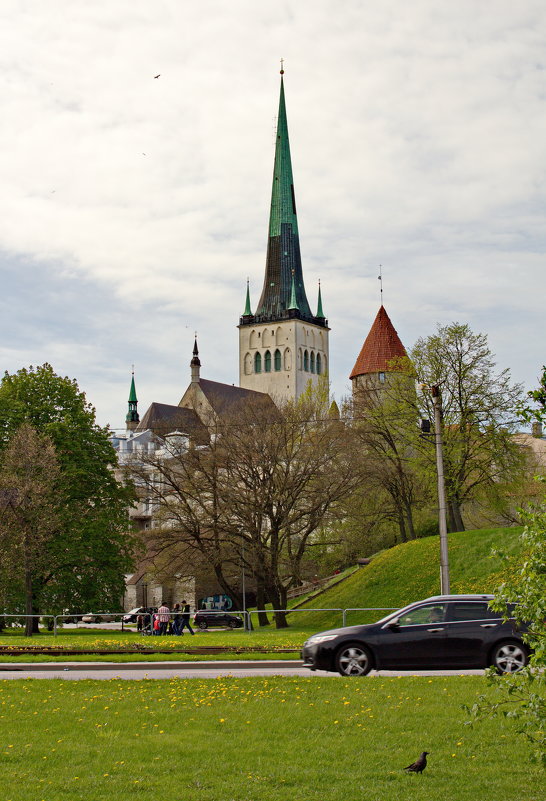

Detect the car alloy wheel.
[
  {"left": 228, "top": 620, "right": 238, "bottom": 629},
  {"left": 336, "top": 644, "right": 372, "bottom": 676},
  {"left": 198, "top": 620, "right": 208, "bottom": 630},
  {"left": 492, "top": 641, "right": 527, "bottom": 674}
]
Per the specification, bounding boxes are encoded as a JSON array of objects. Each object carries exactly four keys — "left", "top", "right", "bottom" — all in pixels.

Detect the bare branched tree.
[{"left": 126, "top": 392, "right": 360, "bottom": 628}]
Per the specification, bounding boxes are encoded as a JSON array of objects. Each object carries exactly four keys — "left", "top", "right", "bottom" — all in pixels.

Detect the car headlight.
[{"left": 306, "top": 634, "right": 339, "bottom": 645}]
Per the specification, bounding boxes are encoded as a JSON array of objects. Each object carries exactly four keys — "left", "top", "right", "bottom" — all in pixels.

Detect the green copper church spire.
[
  {"left": 253, "top": 67, "right": 314, "bottom": 322},
  {"left": 316, "top": 280, "right": 325, "bottom": 319},
  {"left": 243, "top": 279, "right": 252, "bottom": 316},
  {"left": 126, "top": 369, "right": 139, "bottom": 430}
]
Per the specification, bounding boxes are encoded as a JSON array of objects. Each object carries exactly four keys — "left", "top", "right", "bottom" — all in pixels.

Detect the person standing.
[
  {"left": 172, "top": 603, "right": 182, "bottom": 635},
  {"left": 180, "top": 600, "right": 195, "bottom": 635},
  {"left": 157, "top": 601, "right": 170, "bottom": 636}
]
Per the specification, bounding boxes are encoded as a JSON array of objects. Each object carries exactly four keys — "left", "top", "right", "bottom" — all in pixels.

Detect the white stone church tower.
[{"left": 238, "top": 70, "right": 329, "bottom": 405}]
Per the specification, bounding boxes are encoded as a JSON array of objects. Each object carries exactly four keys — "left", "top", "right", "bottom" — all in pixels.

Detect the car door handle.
[
  {"left": 427, "top": 627, "right": 444, "bottom": 632},
  {"left": 480, "top": 623, "right": 497, "bottom": 628}
]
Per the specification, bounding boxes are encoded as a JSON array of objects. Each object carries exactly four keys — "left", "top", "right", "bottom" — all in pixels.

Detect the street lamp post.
[{"left": 431, "top": 385, "right": 450, "bottom": 594}]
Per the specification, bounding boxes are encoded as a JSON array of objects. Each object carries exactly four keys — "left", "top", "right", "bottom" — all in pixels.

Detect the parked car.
[
  {"left": 81, "top": 612, "right": 117, "bottom": 623},
  {"left": 122, "top": 607, "right": 156, "bottom": 624},
  {"left": 302, "top": 595, "right": 529, "bottom": 676},
  {"left": 193, "top": 610, "right": 244, "bottom": 630}
]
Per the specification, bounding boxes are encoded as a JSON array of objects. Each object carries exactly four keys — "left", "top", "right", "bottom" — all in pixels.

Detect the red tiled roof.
[{"left": 350, "top": 305, "right": 407, "bottom": 379}]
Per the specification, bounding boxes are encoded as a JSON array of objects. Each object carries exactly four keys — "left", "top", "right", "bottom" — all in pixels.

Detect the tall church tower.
[{"left": 238, "top": 69, "right": 329, "bottom": 404}]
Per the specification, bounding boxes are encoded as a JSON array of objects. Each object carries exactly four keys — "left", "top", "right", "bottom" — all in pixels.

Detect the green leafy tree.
[
  {"left": 467, "top": 370, "right": 546, "bottom": 765},
  {"left": 0, "top": 364, "right": 137, "bottom": 630},
  {"left": 349, "top": 360, "right": 433, "bottom": 543},
  {"left": 412, "top": 323, "right": 525, "bottom": 531},
  {"left": 0, "top": 423, "right": 62, "bottom": 635}
]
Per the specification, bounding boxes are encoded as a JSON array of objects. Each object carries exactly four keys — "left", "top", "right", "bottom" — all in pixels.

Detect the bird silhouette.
[
  {"left": 404, "top": 751, "right": 429, "bottom": 773},
  {"left": 154, "top": 74, "right": 160, "bottom": 79}
]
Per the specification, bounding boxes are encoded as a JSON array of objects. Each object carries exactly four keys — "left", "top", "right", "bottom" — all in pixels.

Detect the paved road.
[{"left": 0, "top": 661, "right": 485, "bottom": 680}]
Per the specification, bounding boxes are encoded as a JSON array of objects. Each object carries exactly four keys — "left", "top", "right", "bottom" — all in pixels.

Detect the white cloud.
[{"left": 0, "top": 0, "right": 544, "bottom": 426}]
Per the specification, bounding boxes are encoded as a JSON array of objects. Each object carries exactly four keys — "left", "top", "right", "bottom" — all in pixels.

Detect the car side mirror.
[{"left": 387, "top": 619, "right": 400, "bottom": 631}]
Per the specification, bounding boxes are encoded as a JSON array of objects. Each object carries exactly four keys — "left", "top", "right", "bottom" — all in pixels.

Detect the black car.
[
  {"left": 193, "top": 610, "right": 244, "bottom": 630},
  {"left": 302, "top": 595, "right": 529, "bottom": 676}
]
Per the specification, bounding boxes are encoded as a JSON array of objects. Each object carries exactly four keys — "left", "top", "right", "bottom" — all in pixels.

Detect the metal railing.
[{"left": 0, "top": 607, "right": 400, "bottom": 637}]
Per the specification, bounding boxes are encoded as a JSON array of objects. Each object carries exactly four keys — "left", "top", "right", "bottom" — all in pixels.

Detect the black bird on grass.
[{"left": 404, "top": 751, "right": 429, "bottom": 774}]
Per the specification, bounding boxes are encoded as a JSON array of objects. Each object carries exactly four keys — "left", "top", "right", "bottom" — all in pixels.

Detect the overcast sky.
[{"left": 0, "top": 0, "right": 544, "bottom": 430}]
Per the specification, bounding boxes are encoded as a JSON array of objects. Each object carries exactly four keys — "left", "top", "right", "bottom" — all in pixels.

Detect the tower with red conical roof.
[{"left": 350, "top": 305, "right": 408, "bottom": 396}]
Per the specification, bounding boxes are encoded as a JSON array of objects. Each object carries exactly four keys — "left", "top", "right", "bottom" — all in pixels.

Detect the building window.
[
  {"left": 254, "top": 352, "right": 262, "bottom": 373},
  {"left": 304, "top": 350, "right": 309, "bottom": 372},
  {"left": 378, "top": 372, "right": 385, "bottom": 383},
  {"left": 310, "top": 352, "right": 316, "bottom": 374},
  {"left": 274, "top": 349, "right": 281, "bottom": 371},
  {"left": 316, "top": 353, "right": 322, "bottom": 375},
  {"left": 264, "top": 350, "right": 271, "bottom": 372}
]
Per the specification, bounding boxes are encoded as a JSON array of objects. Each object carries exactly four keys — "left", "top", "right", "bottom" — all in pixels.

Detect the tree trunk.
[
  {"left": 255, "top": 580, "right": 270, "bottom": 627},
  {"left": 404, "top": 500, "right": 416, "bottom": 539},
  {"left": 265, "top": 582, "right": 289, "bottom": 629},
  {"left": 447, "top": 499, "right": 465, "bottom": 532},
  {"left": 24, "top": 569, "right": 33, "bottom": 638}
]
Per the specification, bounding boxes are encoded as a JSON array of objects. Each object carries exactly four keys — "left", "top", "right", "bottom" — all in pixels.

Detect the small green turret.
[
  {"left": 126, "top": 371, "right": 139, "bottom": 431},
  {"left": 316, "top": 281, "right": 325, "bottom": 319},
  {"left": 243, "top": 279, "right": 252, "bottom": 317}
]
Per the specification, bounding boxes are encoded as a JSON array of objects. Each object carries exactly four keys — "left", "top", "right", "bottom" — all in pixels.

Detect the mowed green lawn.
[{"left": 1, "top": 676, "right": 542, "bottom": 801}]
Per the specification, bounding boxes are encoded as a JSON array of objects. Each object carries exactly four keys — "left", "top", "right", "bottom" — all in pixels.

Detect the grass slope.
[{"left": 294, "top": 526, "right": 524, "bottom": 630}]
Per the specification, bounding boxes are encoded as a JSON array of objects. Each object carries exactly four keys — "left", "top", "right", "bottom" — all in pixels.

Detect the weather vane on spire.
[
  {"left": 280, "top": 58, "right": 284, "bottom": 75},
  {"left": 378, "top": 264, "right": 383, "bottom": 305}
]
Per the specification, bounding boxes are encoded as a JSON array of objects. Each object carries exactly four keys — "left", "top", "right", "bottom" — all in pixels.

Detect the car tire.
[
  {"left": 198, "top": 620, "right": 208, "bottom": 630},
  {"left": 490, "top": 640, "right": 528, "bottom": 674},
  {"left": 228, "top": 620, "right": 238, "bottom": 629},
  {"left": 335, "top": 643, "right": 373, "bottom": 677}
]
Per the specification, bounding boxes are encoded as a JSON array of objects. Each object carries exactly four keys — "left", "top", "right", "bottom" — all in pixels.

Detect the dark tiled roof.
[
  {"left": 350, "top": 305, "right": 407, "bottom": 378},
  {"left": 136, "top": 403, "right": 208, "bottom": 440},
  {"left": 198, "top": 379, "right": 277, "bottom": 417}
]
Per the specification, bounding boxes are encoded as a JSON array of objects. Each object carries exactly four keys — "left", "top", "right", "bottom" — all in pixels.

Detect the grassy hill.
[{"left": 291, "top": 526, "right": 524, "bottom": 631}]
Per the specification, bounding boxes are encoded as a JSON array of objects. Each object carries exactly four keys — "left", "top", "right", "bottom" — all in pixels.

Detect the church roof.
[
  {"left": 136, "top": 403, "right": 208, "bottom": 440},
  {"left": 350, "top": 305, "right": 407, "bottom": 379},
  {"left": 198, "top": 378, "right": 277, "bottom": 417}
]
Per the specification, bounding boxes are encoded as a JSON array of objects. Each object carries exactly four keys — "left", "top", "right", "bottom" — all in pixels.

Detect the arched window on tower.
[
  {"left": 264, "top": 350, "right": 271, "bottom": 372},
  {"left": 274, "top": 349, "right": 281, "bottom": 371},
  {"left": 304, "top": 350, "right": 309, "bottom": 372},
  {"left": 254, "top": 352, "right": 262, "bottom": 373},
  {"left": 316, "top": 353, "right": 322, "bottom": 375},
  {"left": 310, "top": 352, "right": 316, "bottom": 374},
  {"left": 244, "top": 353, "right": 252, "bottom": 375}
]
